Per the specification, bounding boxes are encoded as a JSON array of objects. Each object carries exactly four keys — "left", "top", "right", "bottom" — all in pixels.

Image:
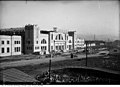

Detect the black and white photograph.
[{"left": 0, "top": 0, "right": 120, "bottom": 85}]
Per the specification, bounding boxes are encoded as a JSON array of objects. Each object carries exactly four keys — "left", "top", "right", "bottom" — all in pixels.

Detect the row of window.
[
  {"left": 27, "top": 39, "right": 47, "bottom": 45},
  {"left": 1, "top": 40, "right": 10, "bottom": 45},
  {"left": 27, "top": 47, "right": 32, "bottom": 50},
  {"left": 14, "top": 47, "right": 21, "bottom": 52},
  {"left": 1, "top": 47, "right": 20, "bottom": 53},
  {"left": 1, "top": 47, "right": 10, "bottom": 53},
  {"left": 51, "top": 45, "right": 71, "bottom": 50},
  {"left": 35, "top": 46, "right": 39, "bottom": 49},
  {"left": 26, "top": 46, "right": 47, "bottom": 51},
  {"left": 75, "top": 41, "right": 84, "bottom": 43},
  {"left": 14, "top": 41, "right": 20, "bottom": 44},
  {"left": 1, "top": 40, "right": 20, "bottom": 45},
  {"left": 41, "top": 46, "right": 47, "bottom": 51},
  {"left": 51, "top": 34, "right": 69, "bottom": 40},
  {"left": 56, "top": 45, "right": 64, "bottom": 50},
  {"left": 41, "top": 39, "right": 47, "bottom": 44},
  {"left": 55, "top": 34, "right": 63, "bottom": 40}
]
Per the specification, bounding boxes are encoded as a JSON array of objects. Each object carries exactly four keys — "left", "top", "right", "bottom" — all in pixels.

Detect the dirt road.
[{"left": 0, "top": 54, "right": 102, "bottom": 68}]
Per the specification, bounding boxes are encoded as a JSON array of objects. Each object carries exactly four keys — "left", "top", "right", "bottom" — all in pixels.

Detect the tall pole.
[
  {"left": 11, "top": 35, "right": 12, "bottom": 56},
  {"left": 119, "top": 1, "right": 120, "bottom": 46},
  {"left": 85, "top": 42, "right": 88, "bottom": 66},
  {"left": 49, "top": 53, "right": 52, "bottom": 83}
]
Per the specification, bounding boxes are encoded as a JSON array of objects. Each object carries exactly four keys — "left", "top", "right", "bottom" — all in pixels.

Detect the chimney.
[{"left": 53, "top": 27, "right": 57, "bottom": 32}]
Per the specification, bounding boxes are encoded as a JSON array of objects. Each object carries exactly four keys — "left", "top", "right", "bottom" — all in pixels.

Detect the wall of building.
[
  {"left": 0, "top": 35, "right": 21, "bottom": 57},
  {"left": 39, "top": 34, "right": 49, "bottom": 55},
  {"left": 75, "top": 38, "right": 85, "bottom": 49},
  {"left": 11, "top": 36, "right": 21, "bottom": 55},
  {"left": 49, "top": 31, "right": 69, "bottom": 52},
  {"left": 67, "top": 36, "right": 73, "bottom": 50},
  {"left": 0, "top": 35, "right": 11, "bottom": 57},
  {"left": 25, "top": 25, "right": 34, "bottom": 54}
]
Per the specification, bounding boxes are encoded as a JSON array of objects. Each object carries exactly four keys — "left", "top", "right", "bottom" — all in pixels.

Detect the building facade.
[
  {"left": 24, "top": 25, "right": 76, "bottom": 55},
  {"left": 75, "top": 38, "right": 85, "bottom": 49},
  {"left": 25, "top": 24, "right": 49, "bottom": 54},
  {"left": 49, "top": 30, "right": 73, "bottom": 52},
  {"left": 0, "top": 35, "right": 21, "bottom": 57}
]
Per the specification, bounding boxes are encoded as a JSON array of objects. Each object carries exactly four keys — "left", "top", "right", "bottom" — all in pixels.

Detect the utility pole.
[
  {"left": 85, "top": 42, "right": 88, "bottom": 66},
  {"left": 119, "top": 0, "right": 120, "bottom": 46},
  {"left": 94, "top": 34, "right": 96, "bottom": 41},
  {"left": 11, "top": 33, "right": 12, "bottom": 56},
  {"left": 49, "top": 53, "right": 52, "bottom": 83}
]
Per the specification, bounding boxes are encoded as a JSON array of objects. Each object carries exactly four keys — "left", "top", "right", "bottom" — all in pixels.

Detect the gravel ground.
[{"left": 0, "top": 54, "right": 101, "bottom": 69}]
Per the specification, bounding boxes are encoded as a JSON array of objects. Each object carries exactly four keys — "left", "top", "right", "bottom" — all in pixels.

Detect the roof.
[
  {"left": 85, "top": 40, "right": 105, "bottom": 44},
  {"left": 0, "top": 68, "right": 38, "bottom": 82}
]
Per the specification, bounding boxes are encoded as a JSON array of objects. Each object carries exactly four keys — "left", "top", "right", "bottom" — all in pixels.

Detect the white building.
[
  {"left": 25, "top": 25, "right": 76, "bottom": 55},
  {"left": 0, "top": 35, "right": 21, "bottom": 57},
  {"left": 49, "top": 29, "right": 73, "bottom": 52},
  {"left": 25, "top": 24, "right": 49, "bottom": 55},
  {"left": 75, "top": 38, "right": 85, "bottom": 49}
]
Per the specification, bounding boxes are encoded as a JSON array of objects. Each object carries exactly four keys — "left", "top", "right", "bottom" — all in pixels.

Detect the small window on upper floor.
[
  {"left": 7, "top": 47, "right": 10, "bottom": 53},
  {"left": 36, "top": 41, "right": 38, "bottom": 44},
  {"left": 69, "top": 40, "right": 72, "bottom": 43},
  {"left": 41, "top": 39, "right": 47, "bottom": 44},
  {"left": 27, "top": 41, "right": 30, "bottom": 44},
  {"left": 1, "top": 41, "right": 4, "bottom": 44},
  {"left": 1, "top": 48, "right": 4, "bottom": 53},
  {"left": 67, "top": 36, "right": 68, "bottom": 40},
  {"left": 14, "top": 41, "right": 16, "bottom": 44},
  {"left": 51, "top": 34, "right": 53, "bottom": 40},
  {"left": 7, "top": 41, "right": 9, "bottom": 44}
]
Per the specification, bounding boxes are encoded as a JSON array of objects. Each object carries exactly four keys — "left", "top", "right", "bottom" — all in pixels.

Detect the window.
[
  {"left": 27, "top": 41, "right": 30, "bottom": 44},
  {"left": 27, "top": 47, "right": 32, "bottom": 50},
  {"left": 14, "top": 47, "right": 16, "bottom": 52},
  {"left": 36, "top": 41, "right": 38, "bottom": 44},
  {"left": 69, "top": 40, "right": 72, "bottom": 43},
  {"left": 35, "top": 46, "right": 39, "bottom": 49},
  {"left": 14, "top": 41, "right": 16, "bottom": 44},
  {"left": 59, "top": 34, "right": 61, "bottom": 40},
  {"left": 56, "top": 46, "right": 58, "bottom": 50},
  {"left": 41, "top": 46, "right": 43, "bottom": 50},
  {"left": 114, "top": 50, "right": 117, "bottom": 52},
  {"left": 7, "top": 41, "right": 9, "bottom": 44},
  {"left": 1, "top": 48, "right": 4, "bottom": 53},
  {"left": 67, "top": 45, "right": 69, "bottom": 48},
  {"left": 17, "top": 47, "right": 19, "bottom": 52},
  {"left": 62, "top": 45, "right": 64, "bottom": 50},
  {"left": 18, "top": 47, "right": 20, "bottom": 51},
  {"left": 1, "top": 41, "right": 4, "bottom": 44},
  {"left": 55, "top": 34, "right": 63, "bottom": 40},
  {"left": 51, "top": 34, "right": 53, "bottom": 40},
  {"left": 65, "top": 34, "right": 66, "bottom": 40},
  {"left": 41, "top": 39, "right": 47, "bottom": 44},
  {"left": 7, "top": 47, "right": 9, "bottom": 53},
  {"left": 45, "top": 46, "right": 46, "bottom": 50},
  {"left": 59, "top": 46, "right": 61, "bottom": 50},
  {"left": 51, "top": 46, "right": 53, "bottom": 50},
  {"left": 17, "top": 41, "right": 19, "bottom": 44}
]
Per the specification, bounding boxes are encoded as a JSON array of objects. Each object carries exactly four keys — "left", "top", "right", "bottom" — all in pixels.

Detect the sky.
[{"left": 0, "top": 1, "right": 119, "bottom": 40}]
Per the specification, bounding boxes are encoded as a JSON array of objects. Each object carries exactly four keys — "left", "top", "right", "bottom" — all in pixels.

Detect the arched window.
[
  {"left": 41, "top": 39, "right": 47, "bottom": 44},
  {"left": 69, "top": 40, "right": 72, "bottom": 43},
  {"left": 55, "top": 34, "right": 63, "bottom": 40},
  {"left": 77, "top": 41, "right": 79, "bottom": 43}
]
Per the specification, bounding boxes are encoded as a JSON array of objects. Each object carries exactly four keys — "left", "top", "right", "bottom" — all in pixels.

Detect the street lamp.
[
  {"left": 48, "top": 51, "right": 52, "bottom": 83},
  {"left": 85, "top": 42, "right": 88, "bottom": 66}
]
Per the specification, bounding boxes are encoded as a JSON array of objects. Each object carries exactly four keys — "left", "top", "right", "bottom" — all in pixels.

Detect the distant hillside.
[{"left": 77, "top": 34, "right": 119, "bottom": 41}]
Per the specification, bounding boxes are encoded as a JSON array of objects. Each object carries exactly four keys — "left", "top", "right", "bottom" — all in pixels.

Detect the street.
[{"left": 0, "top": 54, "right": 102, "bottom": 68}]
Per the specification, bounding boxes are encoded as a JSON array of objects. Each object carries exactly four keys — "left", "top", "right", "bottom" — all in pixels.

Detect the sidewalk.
[{"left": 0, "top": 54, "right": 101, "bottom": 69}]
